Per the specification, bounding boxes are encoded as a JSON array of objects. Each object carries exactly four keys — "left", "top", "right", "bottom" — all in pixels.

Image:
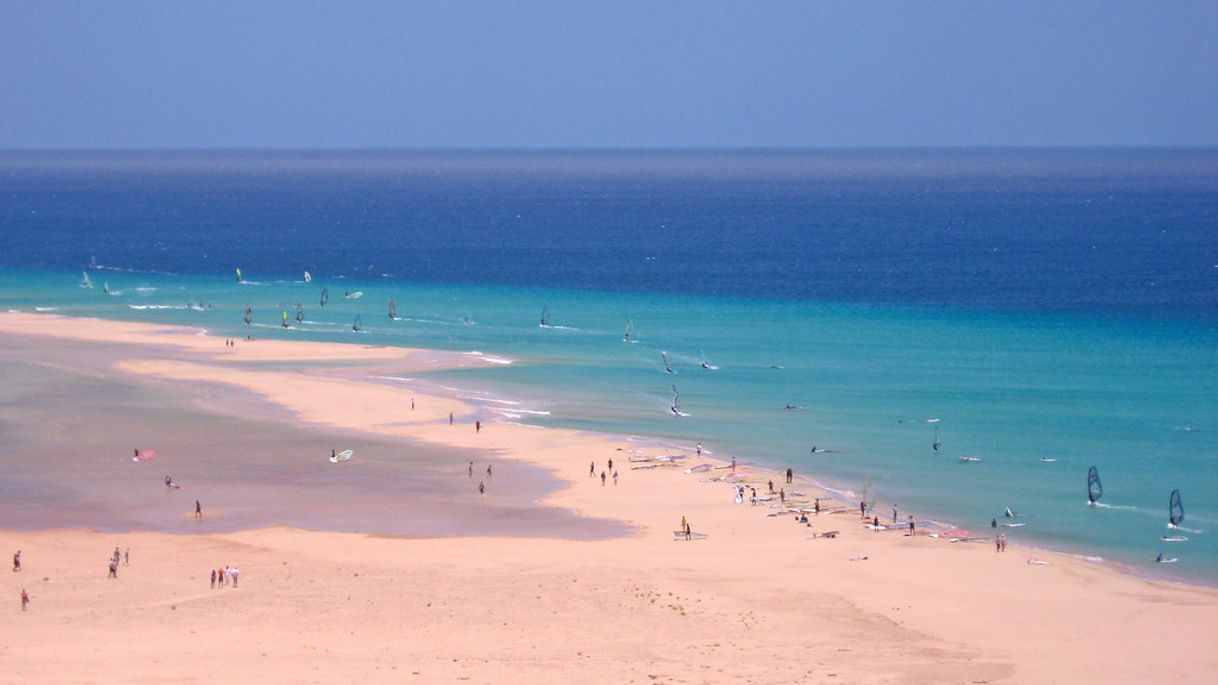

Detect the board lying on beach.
[
  {"left": 329, "top": 449, "right": 353, "bottom": 463},
  {"left": 131, "top": 450, "right": 156, "bottom": 462}
]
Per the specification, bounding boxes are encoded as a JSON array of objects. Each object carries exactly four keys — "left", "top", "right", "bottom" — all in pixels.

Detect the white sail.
[
  {"left": 303, "top": 271, "right": 312, "bottom": 283},
  {"left": 81, "top": 271, "right": 93, "bottom": 289},
  {"left": 624, "top": 319, "right": 633, "bottom": 342},
  {"left": 662, "top": 351, "right": 674, "bottom": 374}
]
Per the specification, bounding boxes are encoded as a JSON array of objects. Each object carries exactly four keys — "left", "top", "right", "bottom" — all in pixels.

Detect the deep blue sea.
[{"left": 2, "top": 149, "right": 1215, "bottom": 583}]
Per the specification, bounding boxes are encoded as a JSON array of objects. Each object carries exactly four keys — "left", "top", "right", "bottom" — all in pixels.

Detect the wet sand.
[{"left": 0, "top": 334, "right": 622, "bottom": 539}]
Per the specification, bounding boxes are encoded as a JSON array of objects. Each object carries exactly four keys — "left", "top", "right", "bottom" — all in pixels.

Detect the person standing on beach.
[
  {"left": 21, "top": 588, "right": 29, "bottom": 611},
  {"left": 449, "top": 412, "right": 454, "bottom": 426},
  {"left": 860, "top": 500, "right": 866, "bottom": 518},
  {"left": 696, "top": 443, "right": 702, "bottom": 457},
  {"left": 680, "top": 515, "right": 687, "bottom": 535},
  {"left": 108, "top": 558, "right": 118, "bottom": 578},
  {"left": 478, "top": 480, "right": 485, "bottom": 496},
  {"left": 608, "top": 458, "right": 613, "bottom": 471},
  {"left": 613, "top": 470, "right": 619, "bottom": 485},
  {"left": 873, "top": 515, "right": 880, "bottom": 531},
  {"left": 589, "top": 461, "right": 595, "bottom": 477},
  {"left": 12, "top": 550, "right": 20, "bottom": 572},
  {"left": 475, "top": 420, "right": 481, "bottom": 433},
  {"left": 195, "top": 500, "right": 202, "bottom": 518},
  {"left": 486, "top": 464, "right": 492, "bottom": 479},
  {"left": 892, "top": 505, "right": 898, "bottom": 524},
  {"left": 779, "top": 488, "right": 785, "bottom": 503},
  {"left": 908, "top": 515, "right": 915, "bottom": 535},
  {"left": 411, "top": 397, "right": 415, "bottom": 411},
  {"left": 995, "top": 535, "right": 1001, "bottom": 552},
  {"left": 786, "top": 468, "right": 793, "bottom": 484},
  {"left": 211, "top": 568, "right": 217, "bottom": 588},
  {"left": 768, "top": 480, "right": 774, "bottom": 494},
  {"left": 600, "top": 471, "right": 606, "bottom": 486},
  {"left": 468, "top": 461, "right": 473, "bottom": 478},
  {"left": 731, "top": 457, "right": 736, "bottom": 471},
  {"left": 814, "top": 498, "right": 821, "bottom": 515}
]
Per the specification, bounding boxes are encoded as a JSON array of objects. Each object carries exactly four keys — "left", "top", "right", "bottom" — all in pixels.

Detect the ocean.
[{"left": 1, "top": 149, "right": 1215, "bottom": 582}]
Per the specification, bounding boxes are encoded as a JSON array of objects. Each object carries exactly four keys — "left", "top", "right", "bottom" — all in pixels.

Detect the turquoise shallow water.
[{"left": 3, "top": 267, "right": 1215, "bottom": 584}]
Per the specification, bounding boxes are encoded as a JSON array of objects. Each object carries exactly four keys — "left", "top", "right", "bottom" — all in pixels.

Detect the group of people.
[
  {"left": 210, "top": 565, "right": 240, "bottom": 588},
  {"left": 995, "top": 534, "right": 1008, "bottom": 552},
  {"left": 588, "top": 460, "right": 619, "bottom": 486},
  {"left": 107, "top": 546, "right": 127, "bottom": 578}
]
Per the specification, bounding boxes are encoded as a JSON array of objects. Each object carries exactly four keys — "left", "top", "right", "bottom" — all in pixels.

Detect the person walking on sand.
[
  {"left": 195, "top": 500, "right": 202, "bottom": 518},
  {"left": 814, "top": 498, "right": 821, "bottom": 515},
  {"left": 478, "top": 480, "right": 485, "bottom": 496},
  {"left": 892, "top": 504, "right": 898, "bottom": 524},
  {"left": 108, "top": 558, "right": 118, "bottom": 578},
  {"left": 468, "top": 461, "right": 473, "bottom": 478},
  {"left": 768, "top": 480, "right": 774, "bottom": 494},
  {"left": 449, "top": 412, "right": 454, "bottom": 426},
  {"left": 860, "top": 500, "right": 866, "bottom": 518},
  {"left": 873, "top": 515, "right": 880, "bottom": 531},
  {"left": 786, "top": 467, "right": 793, "bottom": 484},
  {"left": 908, "top": 515, "right": 915, "bottom": 535},
  {"left": 995, "top": 535, "right": 1001, "bottom": 552},
  {"left": 12, "top": 550, "right": 20, "bottom": 572},
  {"left": 697, "top": 443, "right": 702, "bottom": 457},
  {"left": 21, "top": 588, "right": 29, "bottom": 611},
  {"left": 613, "top": 470, "right": 619, "bottom": 485},
  {"left": 680, "top": 515, "right": 688, "bottom": 536},
  {"left": 779, "top": 488, "right": 785, "bottom": 503},
  {"left": 229, "top": 567, "right": 239, "bottom": 587},
  {"left": 486, "top": 464, "right": 492, "bottom": 479},
  {"left": 211, "top": 568, "right": 217, "bottom": 589},
  {"left": 589, "top": 461, "right": 595, "bottom": 477},
  {"left": 607, "top": 458, "right": 613, "bottom": 471},
  {"left": 475, "top": 420, "right": 481, "bottom": 433},
  {"left": 600, "top": 471, "right": 606, "bottom": 486},
  {"left": 731, "top": 457, "right": 736, "bottom": 471}
]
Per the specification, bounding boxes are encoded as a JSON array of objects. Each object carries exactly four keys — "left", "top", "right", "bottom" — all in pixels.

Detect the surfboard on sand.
[
  {"left": 131, "top": 450, "right": 157, "bottom": 462},
  {"left": 329, "top": 449, "right": 353, "bottom": 463}
]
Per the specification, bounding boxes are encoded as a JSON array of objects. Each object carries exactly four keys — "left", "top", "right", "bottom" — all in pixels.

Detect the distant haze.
[{"left": 1, "top": 1, "right": 1215, "bottom": 149}]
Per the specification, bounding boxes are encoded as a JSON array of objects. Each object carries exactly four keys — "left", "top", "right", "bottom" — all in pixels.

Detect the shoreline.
[
  {"left": 3, "top": 311, "right": 1217, "bottom": 683},
  {"left": 1, "top": 310, "right": 1211, "bottom": 585}
]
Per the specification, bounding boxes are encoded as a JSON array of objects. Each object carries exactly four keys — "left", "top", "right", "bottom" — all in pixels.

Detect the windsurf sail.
[
  {"left": 81, "top": 271, "right": 94, "bottom": 289},
  {"left": 352, "top": 315, "right": 362, "bottom": 332},
  {"left": 320, "top": 288, "right": 329, "bottom": 306},
  {"left": 1169, "top": 489, "right": 1184, "bottom": 527},
  {"left": 303, "top": 270, "right": 312, "bottom": 283},
  {"left": 540, "top": 306, "right": 550, "bottom": 327},
  {"left": 662, "top": 351, "right": 674, "bottom": 374},
  {"left": 388, "top": 299, "right": 397, "bottom": 319},
  {"left": 235, "top": 267, "right": 244, "bottom": 283},
  {"left": 295, "top": 303, "right": 304, "bottom": 322},
  {"left": 1087, "top": 466, "right": 1102, "bottom": 504},
  {"left": 243, "top": 305, "right": 252, "bottom": 325},
  {"left": 103, "top": 281, "right": 112, "bottom": 295},
  {"left": 670, "top": 385, "right": 682, "bottom": 416},
  {"left": 624, "top": 319, "right": 633, "bottom": 342},
  {"left": 281, "top": 309, "right": 289, "bottom": 328},
  {"left": 700, "top": 349, "right": 713, "bottom": 370},
  {"left": 932, "top": 425, "right": 942, "bottom": 452}
]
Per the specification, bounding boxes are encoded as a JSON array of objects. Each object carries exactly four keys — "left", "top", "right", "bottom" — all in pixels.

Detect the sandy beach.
[{"left": 2, "top": 311, "right": 1216, "bottom": 684}]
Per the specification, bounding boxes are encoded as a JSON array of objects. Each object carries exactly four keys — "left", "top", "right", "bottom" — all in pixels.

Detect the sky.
[{"left": 1, "top": 1, "right": 1215, "bottom": 149}]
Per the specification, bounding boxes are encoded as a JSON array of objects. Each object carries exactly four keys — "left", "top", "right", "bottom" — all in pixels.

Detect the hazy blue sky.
[{"left": 1, "top": 1, "right": 1215, "bottom": 149}]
